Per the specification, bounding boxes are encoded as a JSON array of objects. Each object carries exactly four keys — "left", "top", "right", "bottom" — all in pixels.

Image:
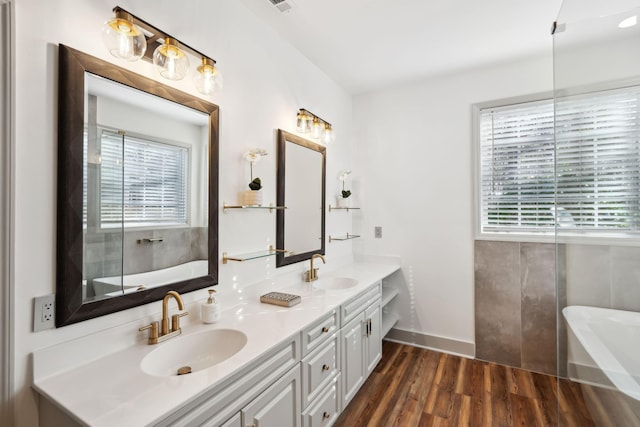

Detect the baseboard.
[{"left": 384, "top": 327, "right": 475, "bottom": 358}]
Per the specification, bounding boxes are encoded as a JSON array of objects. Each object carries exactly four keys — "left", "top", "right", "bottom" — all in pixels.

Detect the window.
[
  {"left": 84, "top": 129, "right": 189, "bottom": 228},
  {"left": 478, "top": 86, "right": 640, "bottom": 236}
]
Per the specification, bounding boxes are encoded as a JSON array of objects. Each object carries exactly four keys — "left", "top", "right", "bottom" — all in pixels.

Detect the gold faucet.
[
  {"left": 139, "top": 290, "right": 189, "bottom": 345},
  {"left": 305, "top": 253, "right": 326, "bottom": 282}
]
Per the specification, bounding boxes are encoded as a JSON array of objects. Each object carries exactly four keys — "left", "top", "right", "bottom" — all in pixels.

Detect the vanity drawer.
[
  {"left": 341, "top": 282, "right": 381, "bottom": 326},
  {"left": 301, "top": 334, "right": 339, "bottom": 408},
  {"left": 301, "top": 310, "right": 338, "bottom": 356},
  {"left": 302, "top": 375, "right": 341, "bottom": 427}
]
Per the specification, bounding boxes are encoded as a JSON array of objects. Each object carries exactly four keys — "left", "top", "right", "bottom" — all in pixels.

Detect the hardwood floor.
[{"left": 334, "top": 341, "right": 596, "bottom": 427}]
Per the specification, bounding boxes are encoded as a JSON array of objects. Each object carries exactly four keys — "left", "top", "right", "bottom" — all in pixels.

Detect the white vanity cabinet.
[
  {"left": 339, "top": 282, "right": 382, "bottom": 409},
  {"left": 33, "top": 264, "right": 402, "bottom": 427}
]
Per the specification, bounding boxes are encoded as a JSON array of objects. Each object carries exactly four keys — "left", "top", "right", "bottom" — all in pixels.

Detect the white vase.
[
  {"left": 336, "top": 196, "right": 350, "bottom": 208},
  {"left": 240, "top": 190, "right": 263, "bottom": 206}
]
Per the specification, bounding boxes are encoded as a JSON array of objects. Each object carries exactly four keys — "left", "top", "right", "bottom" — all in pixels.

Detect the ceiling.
[{"left": 239, "top": 0, "right": 563, "bottom": 94}]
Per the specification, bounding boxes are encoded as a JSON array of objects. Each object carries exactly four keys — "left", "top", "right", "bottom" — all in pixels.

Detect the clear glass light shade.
[
  {"left": 322, "top": 124, "right": 336, "bottom": 144},
  {"left": 153, "top": 38, "right": 189, "bottom": 81},
  {"left": 296, "top": 111, "right": 311, "bottom": 133},
  {"left": 311, "top": 117, "right": 323, "bottom": 139},
  {"left": 193, "top": 58, "right": 223, "bottom": 95},
  {"left": 102, "top": 12, "right": 147, "bottom": 61}
]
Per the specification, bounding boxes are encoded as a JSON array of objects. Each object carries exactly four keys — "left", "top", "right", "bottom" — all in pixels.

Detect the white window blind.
[
  {"left": 480, "top": 85, "right": 640, "bottom": 234},
  {"left": 98, "top": 130, "right": 188, "bottom": 227},
  {"left": 480, "top": 100, "right": 555, "bottom": 232}
]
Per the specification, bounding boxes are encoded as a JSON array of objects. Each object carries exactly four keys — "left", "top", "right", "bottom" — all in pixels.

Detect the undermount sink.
[
  {"left": 312, "top": 277, "right": 358, "bottom": 290},
  {"left": 141, "top": 329, "right": 247, "bottom": 377}
]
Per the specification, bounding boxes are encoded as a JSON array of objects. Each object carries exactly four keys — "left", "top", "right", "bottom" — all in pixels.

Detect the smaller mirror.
[{"left": 276, "top": 130, "right": 326, "bottom": 267}]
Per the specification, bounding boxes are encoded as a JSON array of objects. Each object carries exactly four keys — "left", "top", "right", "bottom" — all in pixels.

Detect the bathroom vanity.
[{"left": 33, "top": 262, "right": 400, "bottom": 427}]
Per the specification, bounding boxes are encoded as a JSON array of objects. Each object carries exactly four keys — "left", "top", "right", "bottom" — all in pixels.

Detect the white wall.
[
  {"left": 352, "top": 54, "right": 554, "bottom": 348},
  {"left": 12, "top": 1, "right": 353, "bottom": 425}
]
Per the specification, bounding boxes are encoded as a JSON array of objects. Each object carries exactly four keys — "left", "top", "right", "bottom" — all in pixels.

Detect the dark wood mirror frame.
[
  {"left": 56, "top": 45, "right": 219, "bottom": 326},
  {"left": 276, "top": 129, "right": 326, "bottom": 267}
]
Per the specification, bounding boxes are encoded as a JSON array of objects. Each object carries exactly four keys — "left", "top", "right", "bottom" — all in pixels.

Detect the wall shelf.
[
  {"left": 381, "top": 312, "right": 400, "bottom": 337},
  {"left": 223, "top": 202, "right": 286, "bottom": 213},
  {"left": 222, "top": 245, "right": 291, "bottom": 264},
  {"left": 328, "top": 205, "right": 360, "bottom": 212},
  {"left": 328, "top": 233, "right": 360, "bottom": 243},
  {"left": 381, "top": 286, "right": 399, "bottom": 307}
]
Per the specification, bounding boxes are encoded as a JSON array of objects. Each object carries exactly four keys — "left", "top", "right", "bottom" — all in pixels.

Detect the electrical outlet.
[
  {"left": 34, "top": 294, "right": 55, "bottom": 331},
  {"left": 374, "top": 226, "right": 382, "bottom": 238}
]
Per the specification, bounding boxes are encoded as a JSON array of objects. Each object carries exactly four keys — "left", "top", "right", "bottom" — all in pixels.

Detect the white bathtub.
[
  {"left": 92, "top": 260, "right": 208, "bottom": 296},
  {"left": 563, "top": 305, "right": 640, "bottom": 401}
]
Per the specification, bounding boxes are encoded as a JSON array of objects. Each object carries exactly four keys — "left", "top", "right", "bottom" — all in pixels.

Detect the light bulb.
[
  {"left": 311, "top": 117, "right": 323, "bottom": 139},
  {"left": 322, "top": 123, "right": 336, "bottom": 144},
  {"left": 193, "top": 57, "right": 223, "bottom": 95},
  {"left": 102, "top": 10, "right": 146, "bottom": 61},
  {"left": 297, "top": 111, "right": 311, "bottom": 133},
  {"left": 153, "top": 38, "right": 189, "bottom": 81}
]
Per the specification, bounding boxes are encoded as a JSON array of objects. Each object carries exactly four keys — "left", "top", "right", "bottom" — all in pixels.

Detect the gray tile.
[
  {"left": 475, "top": 240, "right": 522, "bottom": 367},
  {"left": 521, "top": 243, "right": 557, "bottom": 375},
  {"left": 556, "top": 244, "right": 568, "bottom": 377},
  {"left": 611, "top": 246, "right": 640, "bottom": 311},
  {"left": 565, "top": 244, "right": 611, "bottom": 307}
]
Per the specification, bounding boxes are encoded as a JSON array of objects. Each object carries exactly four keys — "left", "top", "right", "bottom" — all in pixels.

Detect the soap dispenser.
[{"left": 201, "top": 289, "right": 220, "bottom": 324}]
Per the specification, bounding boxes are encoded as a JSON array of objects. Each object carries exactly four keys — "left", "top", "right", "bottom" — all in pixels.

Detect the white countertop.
[{"left": 32, "top": 261, "right": 400, "bottom": 426}]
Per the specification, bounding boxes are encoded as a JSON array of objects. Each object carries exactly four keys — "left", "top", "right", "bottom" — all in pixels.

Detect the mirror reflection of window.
[{"left": 85, "top": 130, "right": 190, "bottom": 229}]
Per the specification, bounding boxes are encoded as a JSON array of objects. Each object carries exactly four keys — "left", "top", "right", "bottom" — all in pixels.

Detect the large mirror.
[
  {"left": 276, "top": 130, "right": 325, "bottom": 267},
  {"left": 57, "top": 45, "right": 219, "bottom": 326}
]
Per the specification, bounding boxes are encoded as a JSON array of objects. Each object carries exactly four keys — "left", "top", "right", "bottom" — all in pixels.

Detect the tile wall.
[
  {"left": 474, "top": 240, "right": 557, "bottom": 375},
  {"left": 475, "top": 240, "right": 640, "bottom": 376}
]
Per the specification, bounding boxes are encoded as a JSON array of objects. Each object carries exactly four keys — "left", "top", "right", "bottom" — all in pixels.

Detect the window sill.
[{"left": 476, "top": 231, "right": 640, "bottom": 247}]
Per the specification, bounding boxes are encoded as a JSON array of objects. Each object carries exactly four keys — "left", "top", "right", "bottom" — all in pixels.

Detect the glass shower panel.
[
  {"left": 554, "top": 1, "right": 640, "bottom": 425},
  {"left": 82, "top": 127, "right": 125, "bottom": 301}
]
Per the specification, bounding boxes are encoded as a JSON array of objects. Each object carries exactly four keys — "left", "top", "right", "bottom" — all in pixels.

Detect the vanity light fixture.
[
  {"left": 102, "top": 6, "right": 222, "bottom": 95},
  {"left": 296, "top": 108, "right": 336, "bottom": 144}
]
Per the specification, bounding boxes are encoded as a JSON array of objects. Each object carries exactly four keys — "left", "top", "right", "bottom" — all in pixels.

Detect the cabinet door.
[
  {"left": 242, "top": 366, "right": 301, "bottom": 427},
  {"left": 365, "top": 302, "right": 382, "bottom": 375},
  {"left": 340, "top": 313, "right": 365, "bottom": 407}
]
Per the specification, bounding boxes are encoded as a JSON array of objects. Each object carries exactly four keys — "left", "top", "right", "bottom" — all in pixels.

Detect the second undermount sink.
[
  {"left": 313, "top": 277, "right": 358, "bottom": 290},
  {"left": 141, "top": 329, "right": 247, "bottom": 377}
]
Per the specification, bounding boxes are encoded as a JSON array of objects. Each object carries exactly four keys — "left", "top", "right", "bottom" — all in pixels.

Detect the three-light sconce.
[
  {"left": 296, "top": 109, "right": 336, "bottom": 145},
  {"left": 102, "top": 6, "right": 222, "bottom": 96}
]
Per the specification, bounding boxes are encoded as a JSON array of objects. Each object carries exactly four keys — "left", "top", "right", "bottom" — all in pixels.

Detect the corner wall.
[
  {"left": 352, "top": 54, "right": 554, "bottom": 355},
  {"left": 12, "top": 1, "right": 353, "bottom": 425}
]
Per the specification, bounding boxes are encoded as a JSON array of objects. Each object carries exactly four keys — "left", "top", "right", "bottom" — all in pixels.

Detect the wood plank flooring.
[{"left": 334, "top": 341, "right": 596, "bottom": 427}]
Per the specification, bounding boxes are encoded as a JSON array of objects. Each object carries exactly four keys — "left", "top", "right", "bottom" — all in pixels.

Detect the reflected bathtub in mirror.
[
  {"left": 276, "top": 130, "right": 326, "bottom": 267},
  {"left": 57, "top": 45, "right": 219, "bottom": 326}
]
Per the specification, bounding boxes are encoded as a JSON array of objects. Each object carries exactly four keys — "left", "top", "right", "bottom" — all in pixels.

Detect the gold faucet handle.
[
  {"left": 139, "top": 321, "right": 159, "bottom": 344},
  {"left": 171, "top": 311, "right": 189, "bottom": 332}
]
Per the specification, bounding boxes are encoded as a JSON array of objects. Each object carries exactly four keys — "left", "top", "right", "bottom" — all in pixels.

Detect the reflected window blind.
[
  {"left": 556, "top": 87, "right": 640, "bottom": 230},
  {"left": 100, "top": 130, "right": 188, "bottom": 227},
  {"left": 480, "top": 86, "right": 640, "bottom": 234}
]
